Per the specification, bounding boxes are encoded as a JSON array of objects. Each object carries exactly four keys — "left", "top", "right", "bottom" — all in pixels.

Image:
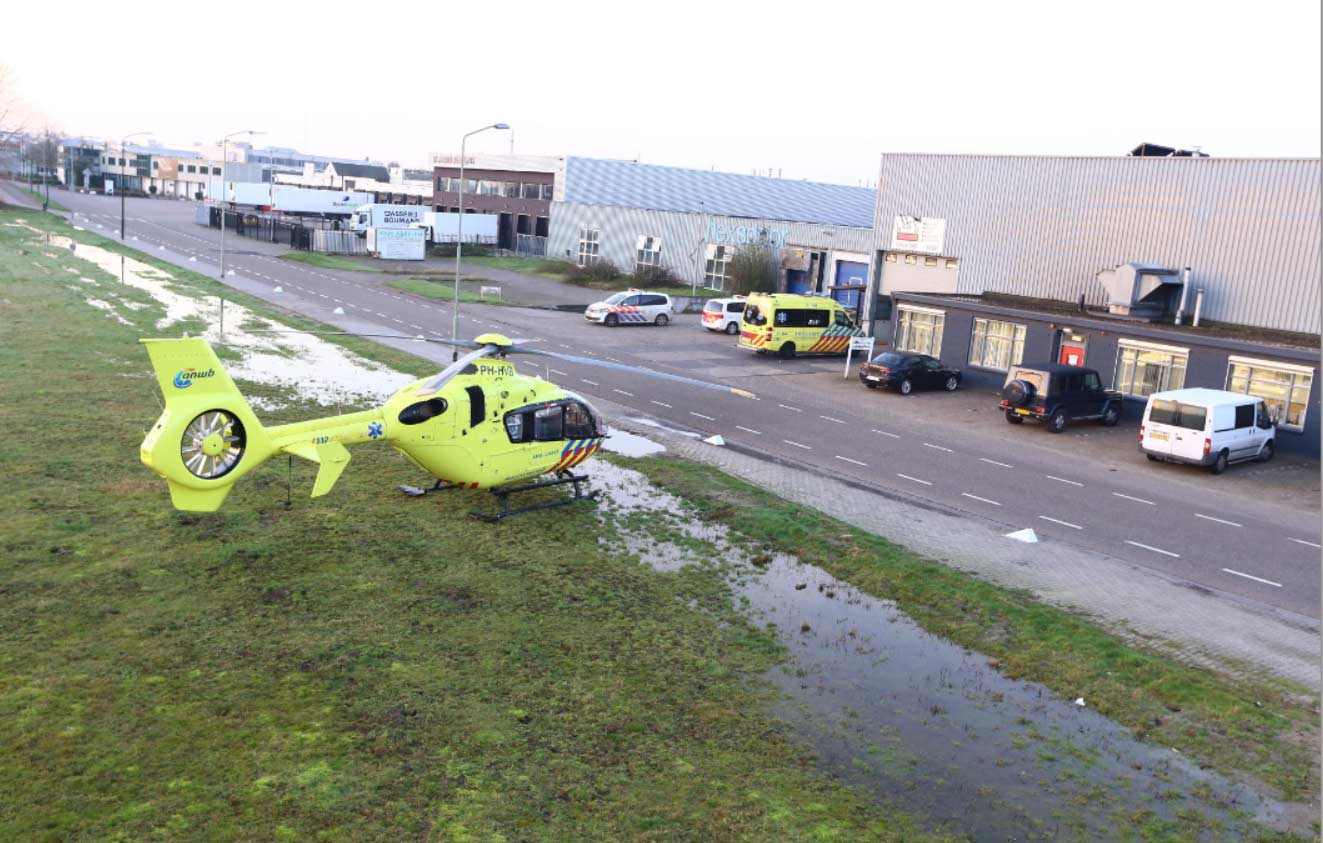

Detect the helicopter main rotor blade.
[
  {"left": 245, "top": 329, "right": 482, "bottom": 349},
  {"left": 415, "top": 344, "right": 498, "bottom": 395},
  {"left": 510, "top": 346, "right": 756, "bottom": 399}
]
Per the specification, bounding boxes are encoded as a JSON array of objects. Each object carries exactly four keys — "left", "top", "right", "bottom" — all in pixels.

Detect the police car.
[{"left": 584, "top": 290, "right": 674, "bottom": 327}]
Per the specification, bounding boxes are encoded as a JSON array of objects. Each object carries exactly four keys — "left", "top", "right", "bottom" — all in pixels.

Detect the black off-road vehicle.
[{"left": 998, "top": 364, "right": 1123, "bottom": 433}]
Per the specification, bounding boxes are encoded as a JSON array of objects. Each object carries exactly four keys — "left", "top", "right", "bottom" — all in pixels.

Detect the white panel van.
[{"left": 1139, "top": 388, "right": 1276, "bottom": 474}]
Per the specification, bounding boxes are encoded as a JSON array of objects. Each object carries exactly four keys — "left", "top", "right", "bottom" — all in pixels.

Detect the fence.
[
  {"left": 196, "top": 204, "right": 351, "bottom": 251},
  {"left": 311, "top": 230, "right": 367, "bottom": 254},
  {"left": 515, "top": 233, "right": 547, "bottom": 257}
]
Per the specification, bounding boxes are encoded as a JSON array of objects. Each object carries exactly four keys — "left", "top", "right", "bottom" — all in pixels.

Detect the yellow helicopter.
[{"left": 139, "top": 332, "right": 753, "bottom": 520}]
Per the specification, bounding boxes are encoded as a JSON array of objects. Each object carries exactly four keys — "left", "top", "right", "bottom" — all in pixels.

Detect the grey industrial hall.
[{"left": 861, "top": 153, "right": 1321, "bottom": 455}]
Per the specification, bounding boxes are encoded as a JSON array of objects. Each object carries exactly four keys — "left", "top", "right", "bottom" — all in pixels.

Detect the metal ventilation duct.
[{"left": 1096, "top": 263, "right": 1185, "bottom": 320}]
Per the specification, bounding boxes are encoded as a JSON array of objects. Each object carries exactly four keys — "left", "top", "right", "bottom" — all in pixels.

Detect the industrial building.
[
  {"left": 431, "top": 153, "right": 562, "bottom": 251},
  {"left": 546, "top": 157, "right": 876, "bottom": 296},
  {"left": 862, "top": 153, "right": 1321, "bottom": 454}
]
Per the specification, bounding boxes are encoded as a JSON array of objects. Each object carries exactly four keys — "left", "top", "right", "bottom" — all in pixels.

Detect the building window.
[
  {"left": 945, "top": 259, "right": 959, "bottom": 269},
  {"left": 968, "top": 318, "right": 1026, "bottom": 371},
  {"left": 885, "top": 253, "right": 897, "bottom": 262},
  {"left": 704, "top": 244, "right": 733, "bottom": 291},
  {"left": 577, "top": 227, "right": 600, "bottom": 267},
  {"left": 1225, "top": 356, "right": 1314, "bottom": 431},
  {"left": 478, "top": 180, "right": 502, "bottom": 196},
  {"left": 894, "top": 305, "right": 945, "bottom": 356},
  {"left": 1113, "top": 339, "right": 1188, "bottom": 398},
  {"left": 212, "top": 167, "right": 221, "bottom": 175},
  {"left": 636, "top": 235, "right": 662, "bottom": 270},
  {"left": 186, "top": 165, "right": 196, "bottom": 173}
]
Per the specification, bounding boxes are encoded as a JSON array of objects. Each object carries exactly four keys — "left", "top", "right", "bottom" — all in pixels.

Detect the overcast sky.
[{"left": 4, "top": 0, "right": 1319, "bottom": 185}]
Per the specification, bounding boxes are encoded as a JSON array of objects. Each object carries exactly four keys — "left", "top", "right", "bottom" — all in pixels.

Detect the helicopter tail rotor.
[{"left": 140, "top": 338, "right": 275, "bottom": 511}]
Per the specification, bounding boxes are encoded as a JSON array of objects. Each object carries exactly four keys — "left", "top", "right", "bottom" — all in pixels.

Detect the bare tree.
[
  {"left": 726, "top": 241, "right": 779, "bottom": 295},
  {"left": 0, "top": 65, "right": 24, "bottom": 146}
]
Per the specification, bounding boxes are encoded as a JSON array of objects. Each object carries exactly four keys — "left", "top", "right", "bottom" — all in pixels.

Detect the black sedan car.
[{"left": 858, "top": 351, "right": 961, "bottom": 395}]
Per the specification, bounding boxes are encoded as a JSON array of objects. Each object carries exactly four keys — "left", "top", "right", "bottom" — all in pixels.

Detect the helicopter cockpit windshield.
[{"left": 504, "top": 398, "right": 605, "bottom": 444}]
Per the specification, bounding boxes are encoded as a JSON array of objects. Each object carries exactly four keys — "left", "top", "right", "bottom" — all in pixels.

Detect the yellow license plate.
[
  {"left": 1149, "top": 431, "right": 1169, "bottom": 441},
  {"left": 1015, "top": 409, "right": 1030, "bottom": 416}
]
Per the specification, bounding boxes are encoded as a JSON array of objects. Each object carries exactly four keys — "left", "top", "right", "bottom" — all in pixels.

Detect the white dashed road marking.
[
  {"left": 690, "top": 412, "right": 716, "bottom": 421},
  {"left": 872, "top": 429, "right": 900, "bottom": 438},
  {"left": 613, "top": 389, "right": 634, "bottom": 397},
  {"left": 581, "top": 379, "right": 599, "bottom": 386},
  {"left": 820, "top": 416, "right": 846, "bottom": 424},
  {"left": 1126, "top": 540, "right": 1179, "bottom": 557},
  {"left": 1112, "top": 492, "right": 1156, "bottom": 506},
  {"left": 549, "top": 369, "right": 568, "bottom": 376},
  {"left": 1194, "top": 513, "right": 1242, "bottom": 528},
  {"left": 924, "top": 443, "right": 953, "bottom": 453},
  {"left": 1288, "top": 538, "right": 1322, "bottom": 549},
  {"left": 896, "top": 473, "right": 932, "bottom": 486},
  {"left": 980, "top": 458, "right": 1014, "bottom": 468},
  {"left": 961, "top": 493, "right": 1001, "bottom": 506},
  {"left": 1045, "top": 475, "right": 1083, "bottom": 487},
  {"left": 783, "top": 440, "right": 812, "bottom": 450},
  {"left": 735, "top": 426, "right": 762, "bottom": 435},
  {"left": 834, "top": 455, "right": 867, "bottom": 467},
  {"left": 779, "top": 404, "right": 802, "bottom": 412},
  {"left": 1221, "top": 568, "right": 1283, "bottom": 588},
  {"left": 650, "top": 400, "right": 672, "bottom": 408},
  {"left": 1038, "top": 515, "right": 1082, "bottom": 530}
]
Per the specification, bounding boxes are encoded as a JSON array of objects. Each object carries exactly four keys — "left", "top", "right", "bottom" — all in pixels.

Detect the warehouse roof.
[{"left": 563, "top": 157, "right": 875, "bottom": 228}]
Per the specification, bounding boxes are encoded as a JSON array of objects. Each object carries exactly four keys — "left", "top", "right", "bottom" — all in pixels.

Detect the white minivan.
[{"left": 1139, "top": 387, "right": 1276, "bottom": 474}]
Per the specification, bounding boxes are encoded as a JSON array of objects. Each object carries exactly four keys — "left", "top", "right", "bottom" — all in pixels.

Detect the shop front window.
[
  {"left": 968, "top": 318, "right": 1026, "bottom": 371},
  {"left": 1113, "top": 340, "right": 1187, "bottom": 398},
  {"left": 1226, "top": 357, "right": 1313, "bottom": 431},
  {"left": 894, "top": 305, "right": 945, "bottom": 356}
]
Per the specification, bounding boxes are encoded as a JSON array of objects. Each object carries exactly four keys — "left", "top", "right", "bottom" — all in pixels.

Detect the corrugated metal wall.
[
  {"left": 870, "top": 155, "right": 1322, "bottom": 334},
  {"left": 549, "top": 201, "right": 873, "bottom": 287}
]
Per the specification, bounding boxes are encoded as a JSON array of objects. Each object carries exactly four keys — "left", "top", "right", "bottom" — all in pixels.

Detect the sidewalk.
[{"left": 596, "top": 399, "right": 1320, "bottom": 690}]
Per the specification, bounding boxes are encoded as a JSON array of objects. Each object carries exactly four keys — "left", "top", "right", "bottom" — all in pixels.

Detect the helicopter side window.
[
  {"left": 397, "top": 398, "right": 448, "bottom": 425},
  {"left": 504, "top": 413, "right": 525, "bottom": 442},
  {"left": 564, "top": 402, "right": 594, "bottom": 438},
  {"left": 533, "top": 406, "right": 563, "bottom": 440}
]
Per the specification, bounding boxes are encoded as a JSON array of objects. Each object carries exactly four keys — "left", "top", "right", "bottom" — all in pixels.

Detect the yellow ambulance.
[{"left": 737, "top": 293, "right": 864, "bottom": 358}]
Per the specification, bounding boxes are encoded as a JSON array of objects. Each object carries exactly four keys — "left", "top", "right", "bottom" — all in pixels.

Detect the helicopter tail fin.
[{"left": 139, "top": 338, "right": 273, "bottom": 511}]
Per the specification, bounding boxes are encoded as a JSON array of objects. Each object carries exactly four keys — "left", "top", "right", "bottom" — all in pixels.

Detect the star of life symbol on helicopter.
[{"left": 368, "top": 421, "right": 383, "bottom": 439}]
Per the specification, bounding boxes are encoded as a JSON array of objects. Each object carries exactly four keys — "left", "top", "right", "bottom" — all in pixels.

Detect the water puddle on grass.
[
  {"left": 14, "top": 224, "right": 415, "bottom": 410},
  {"left": 588, "top": 456, "right": 1300, "bottom": 842}
]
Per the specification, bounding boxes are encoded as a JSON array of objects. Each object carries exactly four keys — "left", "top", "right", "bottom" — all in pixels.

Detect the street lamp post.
[
  {"left": 119, "top": 131, "right": 152, "bottom": 240},
  {"left": 451, "top": 123, "right": 510, "bottom": 358},
  {"left": 218, "top": 130, "right": 263, "bottom": 281}
]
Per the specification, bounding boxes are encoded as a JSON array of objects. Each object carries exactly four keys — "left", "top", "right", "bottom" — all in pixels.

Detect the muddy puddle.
[{"left": 587, "top": 451, "right": 1301, "bottom": 842}]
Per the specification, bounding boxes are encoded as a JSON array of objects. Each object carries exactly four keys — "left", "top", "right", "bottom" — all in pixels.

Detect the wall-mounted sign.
[
  {"left": 889, "top": 215, "right": 946, "bottom": 255},
  {"left": 708, "top": 221, "right": 787, "bottom": 249}
]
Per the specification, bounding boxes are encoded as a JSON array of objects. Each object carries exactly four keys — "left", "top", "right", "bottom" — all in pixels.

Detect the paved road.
[{"left": 57, "top": 192, "right": 1323, "bottom": 621}]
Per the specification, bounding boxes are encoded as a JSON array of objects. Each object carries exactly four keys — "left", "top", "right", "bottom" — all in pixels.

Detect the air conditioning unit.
[{"left": 1096, "top": 263, "right": 1184, "bottom": 320}]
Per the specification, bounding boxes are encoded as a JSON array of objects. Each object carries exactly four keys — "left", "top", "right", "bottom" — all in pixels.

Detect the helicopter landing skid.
[
  {"left": 397, "top": 479, "right": 463, "bottom": 497},
  {"left": 470, "top": 472, "right": 598, "bottom": 522}
]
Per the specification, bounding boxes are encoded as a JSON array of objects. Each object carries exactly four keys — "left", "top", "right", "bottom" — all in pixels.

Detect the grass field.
[
  {"left": 278, "top": 251, "right": 373, "bottom": 272},
  {"left": 0, "top": 210, "right": 964, "bottom": 842},
  {"left": 464, "top": 255, "right": 568, "bottom": 280},
  {"left": 386, "top": 276, "right": 515, "bottom": 306},
  {"left": 630, "top": 458, "right": 1321, "bottom": 809}
]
